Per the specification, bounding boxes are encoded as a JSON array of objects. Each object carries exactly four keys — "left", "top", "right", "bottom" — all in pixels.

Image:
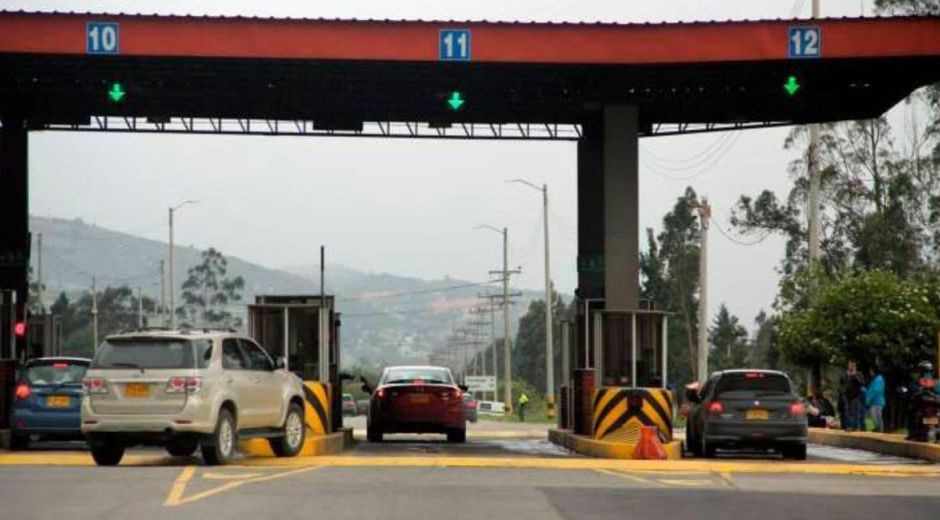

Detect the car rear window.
[
  {"left": 384, "top": 368, "right": 453, "bottom": 385},
  {"left": 715, "top": 372, "right": 792, "bottom": 396},
  {"left": 92, "top": 338, "right": 208, "bottom": 370},
  {"left": 23, "top": 360, "right": 89, "bottom": 385}
]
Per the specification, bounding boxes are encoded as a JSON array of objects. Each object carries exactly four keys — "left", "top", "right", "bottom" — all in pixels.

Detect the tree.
[
  {"left": 707, "top": 304, "right": 748, "bottom": 372},
  {"left": 47, "top": 286, "right": 157, "bottom": 357},
  {"left": 177, "top": 248, "right": 245, "bottom": 328},
  {"left": 778, "top": 270, "right": 939, "bottom": 377},
  {"left": 640, "top": 187, "right": 702, "bottom": 384},
  {"left": 733, "top": 116, "right": 939, "bottom": 278},
  {"left": 748, "top": 310, "right": 780, "bottom": 369},
  {"left": 511, "top": 292, "right": 567, "bottom": 393}
]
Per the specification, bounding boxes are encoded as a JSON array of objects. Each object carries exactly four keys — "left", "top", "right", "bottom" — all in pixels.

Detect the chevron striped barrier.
[{"left": 592, "top": 387, "right": 673, "bottom": 443}]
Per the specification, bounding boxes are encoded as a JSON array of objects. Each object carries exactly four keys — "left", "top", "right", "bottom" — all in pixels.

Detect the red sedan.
[{"left": 363, "top": 366, "right": 467, "bottom": 443}]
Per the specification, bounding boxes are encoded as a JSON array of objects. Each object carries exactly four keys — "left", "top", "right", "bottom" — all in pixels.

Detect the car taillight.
[
  {"left": 790, "top": 402, "right": 806, "bottom": 417},
  {"left": 82, "top": 378, "right": 108, "bottom": 395},
  {"left": 376, "top": 388, "right": 385, "bottom": 399},
  {"left": 707, "top": 401, "right": 724, "bottom": 415},
  {"left": 14, "top": 382, "right": 30, "bottom": 401},
  {"left": 166, "top": 377, "right": 201, "bottom": 394}
]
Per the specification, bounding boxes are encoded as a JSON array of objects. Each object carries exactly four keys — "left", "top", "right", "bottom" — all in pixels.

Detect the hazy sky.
[{"left": 17, "top": 0, "right": 905, "bottom": 332}]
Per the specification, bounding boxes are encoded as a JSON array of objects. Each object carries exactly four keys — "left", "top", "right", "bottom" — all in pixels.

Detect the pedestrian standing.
[
  {"left": 865, "top": 366, "right": 885, "bottom": 433},
  {"left": 518, "top": 392, "right": 529, "bottom": 422},
  {"left": 839, "top": 361, "right": 866, "bottom": 431}
]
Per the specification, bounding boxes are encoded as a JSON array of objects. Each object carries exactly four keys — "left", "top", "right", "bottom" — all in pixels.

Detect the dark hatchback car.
[
  {"left": 685, "top": 369, "right": 808, "bottom": 460},
  {"left": 9, "top": 357, "right": 91, "bottom": 449}
]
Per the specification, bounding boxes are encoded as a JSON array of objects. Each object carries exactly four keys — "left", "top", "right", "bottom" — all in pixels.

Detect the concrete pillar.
[
  {"left": 0, "top": 119, "right": 29, "bottom": 360},
  {"left": 602, "top": 106, "right": 640, "bottom": 311}
]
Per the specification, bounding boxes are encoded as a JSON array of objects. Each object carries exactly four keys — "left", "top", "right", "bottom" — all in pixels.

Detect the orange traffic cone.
[{"left": 632, "top": 425, "right": 667, "bottom": 460}]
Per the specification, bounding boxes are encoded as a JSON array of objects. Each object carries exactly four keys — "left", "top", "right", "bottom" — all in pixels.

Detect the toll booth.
[
  {"left": 559, "top": 307, "right": 672, "bottom": 444},
  {"left": 25, "top": 314, "right": 62, "bottom": 359},
  {"left": 247, "top": 295, "right": 342, "bottom": 432}
]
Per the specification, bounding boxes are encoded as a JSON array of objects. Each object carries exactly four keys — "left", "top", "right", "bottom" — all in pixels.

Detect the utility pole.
[
  {"left": 696, "top": 198, "right": 711, "bottom": 382},
  {"left": 91, "top": 276, "right": 99, "bottom": 352},
  {"left": 168, "top": 200, "right": 197, "bottom": 330},
  {"left": 137, "top": 286, "right": 144, "bottom": 328},
  {"left": 511, "top": 179, "right": 555, "bottom": 418},
  {"left": 160, "top": 259, "right": 166, "bottom": 326},
  {"left": 36, "top": 232, "right": 43, "bottom": 313},
  {"left": 806, "top": 0, "right": 824, "bottom": 397}
]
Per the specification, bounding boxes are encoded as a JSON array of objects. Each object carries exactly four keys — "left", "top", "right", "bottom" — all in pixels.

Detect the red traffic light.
[{"left": 14, "top": 321, "right": 26, "bottom": 337}]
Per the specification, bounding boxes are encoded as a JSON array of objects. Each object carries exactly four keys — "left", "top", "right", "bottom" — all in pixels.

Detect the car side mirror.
[
  {"left": 274, "top": 357, "right": 286, "bottom": 370},
  {"left": 684, "top": 382, "right": 702, "bottom": 403},
  {"left": 459, "top": 384, "right": 469, "bottom": 393},
  {"left": 339, "top": 372, "right": 354, "bottom": 382},
  {"left": 361, "top": 382, "right": 374, "bottom": 395}
]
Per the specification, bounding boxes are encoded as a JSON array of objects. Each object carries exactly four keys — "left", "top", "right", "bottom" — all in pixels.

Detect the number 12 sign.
[
  {"left": 788, "top": 26, "right": 820, "bottom": 58},
  {"left": 439, "top": 29, "right": 471, "bottom": 61}
]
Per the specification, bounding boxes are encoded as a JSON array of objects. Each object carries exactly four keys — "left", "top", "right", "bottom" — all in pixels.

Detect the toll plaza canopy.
[{"left": 1, "top": 11, "right": 940, "bottom": 132}]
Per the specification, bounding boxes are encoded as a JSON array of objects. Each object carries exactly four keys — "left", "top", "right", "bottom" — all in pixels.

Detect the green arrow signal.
[
  {"left": 783, "top": 76, "right": 801, "bottom": 97},
  {"left": 108, "top": 82, "right": 126, "bottom": 103},
  {"left": 447, "top": 91, "right": 465, "bottom": 111}
]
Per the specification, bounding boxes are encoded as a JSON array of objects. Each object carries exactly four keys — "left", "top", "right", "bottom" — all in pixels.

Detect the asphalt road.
[
  {"left": 2, "top": 419, "right": 937, "bottom": 519},
  {"left": 2, "top": 463, "right": 939, "bottom": 520}
]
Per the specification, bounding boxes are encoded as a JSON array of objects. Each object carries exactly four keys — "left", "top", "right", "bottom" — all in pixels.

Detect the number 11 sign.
[{"left": 439, "top": 29, "right": 471, "bottom": 62}]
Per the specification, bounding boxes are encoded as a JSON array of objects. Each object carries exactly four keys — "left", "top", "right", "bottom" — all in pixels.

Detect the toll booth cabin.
[
  {"left": 247, "top": 295, "right": 341, "bottom": 431},
  {"left": 559, "top": 308, "right": 673, "bottom": 444}
]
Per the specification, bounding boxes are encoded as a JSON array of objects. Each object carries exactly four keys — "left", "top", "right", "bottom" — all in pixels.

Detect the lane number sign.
[
  {"left": 87, "top": 22, "right": 119, "bottom": 54},
  {"left": 788, "top": 26, "right": 820, "bottom": 58},
  {"left": 439, "top": 29, "right": 471, "bottom": 61}
]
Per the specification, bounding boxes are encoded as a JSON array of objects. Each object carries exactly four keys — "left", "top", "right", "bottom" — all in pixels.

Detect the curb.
[
  {"left": 808, "top": 428, "right": 940, "bottom": 463},
  {"left": 549, "top": 428, "right": 683, "bottom": 460},
  {"left": 239, "top": 427, "right": 353, "bottom": 457}
]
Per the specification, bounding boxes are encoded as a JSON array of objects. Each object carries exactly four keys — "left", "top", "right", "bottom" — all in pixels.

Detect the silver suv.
[{"left": 81, "top": 330, "right": 306, "bottom": 465}]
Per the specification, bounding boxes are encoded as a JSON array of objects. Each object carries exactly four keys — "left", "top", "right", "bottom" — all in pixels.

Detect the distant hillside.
[{"left": 30, "top": 216, "right": 537, "bottom": 367}]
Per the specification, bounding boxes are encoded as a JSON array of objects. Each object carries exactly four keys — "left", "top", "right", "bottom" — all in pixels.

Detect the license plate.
[
  {"left": 410, "top": 394, "right": 430, "bottom": 405},
  {"left": 46, "top": 395, "right": 70, "bottom": 408},
  {"left": 124, "top": 383, "right": 150, "bottom": 398},
  {"left": 746, "top": 409, "right": 770, "bottom": 421},
  {"left": 924, "top": 417, "right": 939, "bottom": 425}
]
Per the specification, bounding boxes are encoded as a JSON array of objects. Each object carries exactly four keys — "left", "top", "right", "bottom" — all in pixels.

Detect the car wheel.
[
  {"left": 782, "top": 444, "right": 807, "bottom": 461},
  {"left": 202, "top": 408, "right": 236, "bottom": 466},
  {"left": 90, "top": 442, "right": 126, "bottom": 466},
  {"left": 9, "top": 433, "right": 29, "bottom": 451},
  {"left": 166, "top": 438, "right": 199, "bottom": 457},
  {"left": 447, "top": 427, "right": 466, "bottom": 444},
  {"left": 367, "top": 422, "right": 383, "bottom": 443},
  {"left": 270, "top": 402, "right": 305, "bottom": 457}
]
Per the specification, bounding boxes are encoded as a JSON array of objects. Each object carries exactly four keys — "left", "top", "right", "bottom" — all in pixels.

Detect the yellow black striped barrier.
[
  {"left": 592, "top": 387, "right": 673, "bottom": 442},
  {"left": 302, "top": 381, "right": 331, "bottom": 435}
]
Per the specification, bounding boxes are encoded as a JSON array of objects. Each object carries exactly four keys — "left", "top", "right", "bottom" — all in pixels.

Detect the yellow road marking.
[
  {"left": 657, "top": 478, "right": 714, "bottom": 487},
  {"left": 164, "top": 465, "right": 323, "bottom": 507},
  {"left": 1, "top": 451, "right": 938, "bottom": 478},
  {"left": 717, "top": 471, "right": 736, "bottom": 488},
  {"left": 202, "top": 471, "right": 265, "bottom": 480},
  {"left": 595, "top": 469, "right": 661, "bottom": 486},
  {"left": 163, "top": 466, "right": 196, "bottom": 506}
]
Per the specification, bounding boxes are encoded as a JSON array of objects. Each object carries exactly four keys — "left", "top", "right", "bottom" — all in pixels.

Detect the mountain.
[{"left": 29, "top": 216, "right": 537, "bottom": 367}]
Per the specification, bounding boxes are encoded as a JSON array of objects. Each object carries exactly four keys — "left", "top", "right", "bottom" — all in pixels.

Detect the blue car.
[{"left": 9, "top": 357, "right": 91, "bottom": 449}]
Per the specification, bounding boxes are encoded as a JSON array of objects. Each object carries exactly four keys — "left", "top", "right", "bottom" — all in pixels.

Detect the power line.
[
  {"left": 336, "top": 280, "right": 501, "bottom": 302},
  {"left": 641, "top": 131, "right": 735, "bottom": 169},
  {"left": 642, "top": 131, "right": 742, "bottom": 181},
  {"left": 709, "top": 215, "right": 773, "bottom": 247}
]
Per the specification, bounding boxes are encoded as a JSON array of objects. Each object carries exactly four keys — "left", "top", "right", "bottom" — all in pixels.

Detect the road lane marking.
[
  {"left": 657, "top": 478, "right": 714, "bottom": 487},
  {"left": 595, "top": 469, "right": 661, "bottom": 486},
  {"left": 717, "top": 471, "right": 736, "bottom": 488},
  {"left": 202, "top": 471, "right": 265, "bottom": 480},
  {"left": 164, "top": 466, "right": 196, "bottom": 506},
  {"left": 164, "top": 465, "right": 323, "bottom": 507}
]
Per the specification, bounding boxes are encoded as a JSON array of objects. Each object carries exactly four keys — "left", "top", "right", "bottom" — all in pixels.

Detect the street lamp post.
[
  {"left": 511, "top": 179, "right": 555, "bottom": 419},
  {"left": 168, "top": 200, "right": 197, "bottom": 329}
]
